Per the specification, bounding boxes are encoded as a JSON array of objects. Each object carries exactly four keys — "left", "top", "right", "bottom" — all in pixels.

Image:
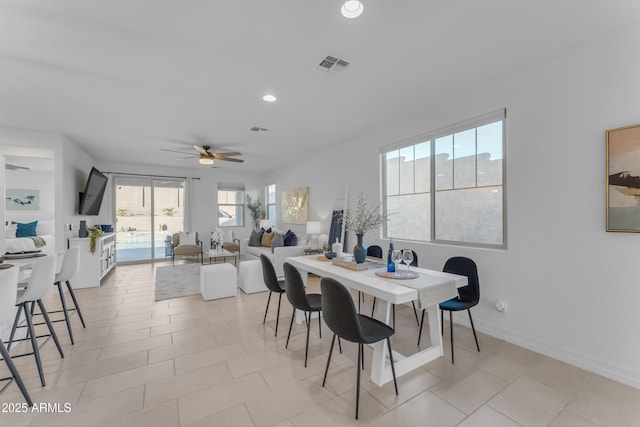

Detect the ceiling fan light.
[
  {"left": 262, "top": 94, "right": 277, "bottom": 103},
  {"left": 199, "top": 156, "right": 214, "bottom": 165},
  {"left": 341, "top": 0, "right": 363, "bottom": 18}
]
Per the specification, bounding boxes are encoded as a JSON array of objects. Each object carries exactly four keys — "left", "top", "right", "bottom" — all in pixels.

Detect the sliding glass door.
[{"left": 114, "top": 176, "right": 184, "bottom": 263}]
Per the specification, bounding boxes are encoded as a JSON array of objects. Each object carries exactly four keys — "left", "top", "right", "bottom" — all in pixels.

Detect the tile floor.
[{"left": 1, "top": 261, "right": 640, "bottom": 426}]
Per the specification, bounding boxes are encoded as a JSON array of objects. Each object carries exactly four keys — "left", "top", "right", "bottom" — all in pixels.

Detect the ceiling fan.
[
  {"left": 6, "top": 163, "right": 30, "bottom": 171},
  {"left": 161, "top": 145, "right": 244, "bottom": 165}
]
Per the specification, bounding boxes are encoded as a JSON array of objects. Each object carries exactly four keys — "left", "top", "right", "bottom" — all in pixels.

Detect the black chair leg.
[
  {"left": 318, "top": 312, "right": 322, "bottom": 338},
  {"left": 57, "top": 282, "right": 75, "bottom": 345},
  {"left": 371, "top": 297, "right": 376, "bottom": 317},
  {"left": 66, "top": 281, "right": 86, "bottom": 328},
  {"left": 24, "top": 303, "right": 45, "bottom": 386},
  {"left": 392, "top": 304, "right": 396, "bottom": 329},
  {"left": 361, "top": 342, "right": 364, "bottom": 370},
  {"left": 417, "top": 308, "right": 426, "bottom": 346},
  {"left": 37, "top": 300, "right": 64, "bottom": 358},
  {"left": 286, "top": 308, "right": 295, "bottom": 349},
  {"left": 0, "top": 341, "right": 32, "bottom": 406},
  {"left": 304, "top": 311, "right": 310, "bottom": 367},
  {"left": 411, "top": 301, "right": 419, "bottom": 326},
  {"left": 387, "top": 337, "right": 399, "bottom": 395},
  {"left": 322, "top": 334, "right": 336, "bottom": 387},
  {"left": 8, "top": 303, "right": 23, "bottom": 352},
  {"left": 468, "top": 309, "right": 480, "bottom": 352},
  {"left": 449, "top": 310, "right": 454, "bottom": 363},
  {"left": 263, "top": 291, "right": 272, "bottom": 324},
  {"left": 275, "top": 293, "right": 282, "bottom": 337},
  {"left": 441, "top": 307, "right": 444, "bottom": 336},
  {"left": 338, "top": 336, "right": 342, "bottom": 354},
  {"left": 356, "top": 342, "right": 362, "bottom": 420},
  {"left": 358, "top": 291, "right": 361, "bottom": 313}
]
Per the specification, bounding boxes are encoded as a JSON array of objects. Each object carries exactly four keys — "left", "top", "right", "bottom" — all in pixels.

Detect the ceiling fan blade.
[
  {"left": 211, "top": 152, "right": 242, "bottom": 157},
  {"left": 6, "top": 163, "right": 29, "bottom": 170},
  {"left": 215, "top": 156, "right": 244, "bottom": 163},
  {"left": 176, "top": 156, "right": 198, "bottom": 160},
  {"left": 194, "top": 145, "right": 209, "bottom": 155},
  {"left": 161, "top": 148, "right": 195, "bottom": 155}
]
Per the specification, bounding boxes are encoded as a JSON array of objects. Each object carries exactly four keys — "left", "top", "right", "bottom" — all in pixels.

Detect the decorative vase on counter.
[{"left": 353, "top": 233, "right": 367, "bottom": 264}]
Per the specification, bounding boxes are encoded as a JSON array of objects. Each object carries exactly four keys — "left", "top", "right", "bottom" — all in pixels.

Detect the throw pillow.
[
  {"left": 179, "top": 231, "right": 196, "bottom": 246},
  {"left": 222, "top": 229, "right": 234, "bottom": 243},
  {"left": 249, "top": 229, "right": 263, "bottom": 246},
  {"left": 271, "top": 233, "right": 284, "bottom": 251},
  {"left": 261, "top": 231, "right": 275, "bottom": 247},
  {"left": 5, "top": 224, "right": 17, "bottom": 239},
  {"left": 13, "top": 221, "right": 38, "bottom": 238},
  {"left": 36, "top": 220, "right": 55, "bottom": 236},
  {"left": 283, "top": 230, "right": 297, "bottom": 246}
]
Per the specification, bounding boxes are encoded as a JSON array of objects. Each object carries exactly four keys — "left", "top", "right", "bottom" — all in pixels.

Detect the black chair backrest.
[
  {"left": 320, "top": 277, "right": 363, "bottom": 343},
  {"left": 260, "top": 255, "right": 282, "bottom": 293},
  {"left": 400, "top": 249, "right": 418, "bottom": 267},
  {"left": 443, "top": 256, "right": 479, "bottom": 303},
  {"left": 283, "top": 263, "right": 312, "bottom": 311},
  {"left": 366, "top": 245, "right": 383, "bottom": 259}
]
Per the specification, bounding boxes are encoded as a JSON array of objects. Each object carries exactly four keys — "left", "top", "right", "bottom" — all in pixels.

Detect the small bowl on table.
[{"left": 324, "top": 251, "right": 336, "bottom": 260}]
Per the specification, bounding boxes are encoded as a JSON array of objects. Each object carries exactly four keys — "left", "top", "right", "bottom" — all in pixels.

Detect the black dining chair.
[
  {"left": 283, "top": 262, "right": 322, "bottom": 367},
  {"left": 321, "top": 277, "right": 398, "bottom": 420},
  {"left": 260, "top": 255, "right": 286, "bottom": 337},
  {"left": 357, "top": 245, "right": 384, "bottom": 312},
  {"left": 371, "top": 249, "right": 420, "bottom": 327},
  {"left": 417, "top": 256, "right": 480, "bottom": 363}
]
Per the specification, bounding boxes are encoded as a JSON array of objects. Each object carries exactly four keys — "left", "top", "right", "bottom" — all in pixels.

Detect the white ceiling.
[{"left": 0, "top": 0, "right": 638, "bottom": 174}]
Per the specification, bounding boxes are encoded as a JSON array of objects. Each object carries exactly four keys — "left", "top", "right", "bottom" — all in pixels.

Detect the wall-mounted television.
[{"left": 79, "top": 167, "right": 108, "bottom": 215}]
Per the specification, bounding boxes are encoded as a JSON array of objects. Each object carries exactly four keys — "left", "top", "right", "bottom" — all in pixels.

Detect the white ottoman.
[
  {"left": 200, "top": 263, "right": 237, "bottom": 300},
  {"left": 238, "top": 260, "right": 267, "bottom": 294}
]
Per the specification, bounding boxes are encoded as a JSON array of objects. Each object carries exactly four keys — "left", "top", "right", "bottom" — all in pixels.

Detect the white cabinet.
[{"left": 68, "top": 233, "right": 116, "bottom": 288}]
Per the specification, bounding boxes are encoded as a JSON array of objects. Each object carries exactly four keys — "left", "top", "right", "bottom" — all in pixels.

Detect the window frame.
[
  {"left": 265, "top": 183, "right": 276, "bottom": 227},
  {"left": 217, "top": 183, "right": 245, "bottom": 228},
  {"left": 381, "top": 109, "right": 507, "bottom": 249}
]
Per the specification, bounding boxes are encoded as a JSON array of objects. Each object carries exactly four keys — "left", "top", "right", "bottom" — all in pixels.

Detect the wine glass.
[
  {"left": 402, "top": 250, "right": 414, "bottom": 270},
  {"left": 391, "top": 250, "right": 403, "bottom": 272}
]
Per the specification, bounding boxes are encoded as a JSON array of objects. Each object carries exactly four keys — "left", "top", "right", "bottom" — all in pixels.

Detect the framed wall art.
[
  {"left": 6, "top": 189, "right": 40, "bottom": 211},
  {"left": 607, "top": 123, "right": 640, "bottom": 232},
  {"left": 281, "top": 186, "right": 309, "bottom": 224}
]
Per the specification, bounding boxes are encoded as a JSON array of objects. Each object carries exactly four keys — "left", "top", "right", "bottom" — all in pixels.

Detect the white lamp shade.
[
  {"left": 259, "top": 219, "right": 272, "bottom": 229},
  {"left": 306, "top": 221, "right": 322, "bottom": 234}
]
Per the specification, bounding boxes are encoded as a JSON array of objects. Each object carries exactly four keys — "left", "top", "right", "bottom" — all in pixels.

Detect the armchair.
[
  {"left": 216, "top": 229, "right": 240, "bottom": 255},
  {"left": 167, "top": 232, "right": 203, "bottom": 265}
]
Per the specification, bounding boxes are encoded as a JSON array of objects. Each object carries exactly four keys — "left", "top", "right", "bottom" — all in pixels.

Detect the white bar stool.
[
  {"left": 52, "top": 247, "right": 85, "bottom": 344},
  {"left": 0, "top": 265, "right": 33, "bottom": 405},
  {"left": 7, "top": 255, "right": 64, "bottom": 387}
]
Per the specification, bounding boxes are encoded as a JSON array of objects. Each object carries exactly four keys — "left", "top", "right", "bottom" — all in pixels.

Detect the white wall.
[
  {"left": 97, "top": 161, "right": 264, "bottom": 244},
  {"left": 264, "top": 25, "right": 640, "bottom": 388}
]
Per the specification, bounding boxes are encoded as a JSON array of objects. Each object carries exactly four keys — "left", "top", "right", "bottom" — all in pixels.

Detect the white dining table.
[{"left": 286, "top": 255, "right": 468, "bottom": 386}]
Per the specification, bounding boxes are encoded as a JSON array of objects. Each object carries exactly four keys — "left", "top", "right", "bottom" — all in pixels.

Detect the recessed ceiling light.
[
  {"left": 341, "top": 0, "right": 364, "bottom": 18},
  {"left": 262, "top": 94, "right": 277, "bottom": 103}
]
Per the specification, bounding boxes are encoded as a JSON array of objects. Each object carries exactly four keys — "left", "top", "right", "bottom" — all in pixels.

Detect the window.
[
  {"left": 383, "top": 109, "right": 505, "bottom": 247},
  {"left": 266, "top": 184, "right": 276, "bottom": 226},
  {"left": 218, "top": 183, "right": 245, "bottom": 227}
]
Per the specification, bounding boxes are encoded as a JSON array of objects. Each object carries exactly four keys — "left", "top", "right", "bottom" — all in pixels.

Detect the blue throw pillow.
[
  {"left": 283, "top": 230, "right": 297, "bottom": 246},
  {"left": 13, "top": 221, "right": 38, "bottom": 238},
  {"left": 249, "top": 229, "right": 264, "bottom": 246}
]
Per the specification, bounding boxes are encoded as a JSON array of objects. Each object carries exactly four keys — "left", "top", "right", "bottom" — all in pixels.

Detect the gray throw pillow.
[
  {"left": 249, "top": 229, "right": 264, "bottom": 246},
  {"left": 271, "top": 233, "right": 284, "bottom": 252}
]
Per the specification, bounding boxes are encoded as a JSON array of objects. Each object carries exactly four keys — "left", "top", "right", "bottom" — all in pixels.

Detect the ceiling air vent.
[
  {"left": 315, "top": 55, "right": 350, "bottom": 73},
  {"left": 250, "top": 126, "right": 268, "bottom": 132}
]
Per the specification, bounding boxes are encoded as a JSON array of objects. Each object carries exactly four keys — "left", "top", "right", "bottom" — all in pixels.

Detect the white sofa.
[{"left": 243, "top": 240, "right": 307, "bottom": 278}]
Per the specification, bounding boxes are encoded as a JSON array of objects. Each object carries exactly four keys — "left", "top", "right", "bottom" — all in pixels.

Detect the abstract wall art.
[{"left": 6, "top": 189, "right": 40, "bottom": 211}]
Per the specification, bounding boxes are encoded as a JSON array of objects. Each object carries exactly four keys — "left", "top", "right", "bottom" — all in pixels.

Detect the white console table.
[{"left": 68, "top": 233, "right": 116, "bottom": 288}]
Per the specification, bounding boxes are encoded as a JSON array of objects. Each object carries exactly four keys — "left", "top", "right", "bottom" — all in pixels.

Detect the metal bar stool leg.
[
  {"left": 449, "top": 310, "right": 454, "bottom": 363},
  {"left": 37, "top": 299, "right": 64, "bottom": 358},
  {"left": 56, "top": 282, "right": 75, "bottom": 345},
  {"left": 23, "top": 303, "right": 45, "bottom": 386},
  {"left": 0, "top": 341, "right": 33, "bottom": 406},
  {"left": 7, "top": 303, "right": 23, "bottom": 352},
  {"left": 65, "top": 281, "right": 86, "bottom": 328}
]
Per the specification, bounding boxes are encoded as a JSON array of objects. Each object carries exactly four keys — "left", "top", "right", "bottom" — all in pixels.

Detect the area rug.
[{"left": 155, "top": 263, "right": 202, "bottom": 301}]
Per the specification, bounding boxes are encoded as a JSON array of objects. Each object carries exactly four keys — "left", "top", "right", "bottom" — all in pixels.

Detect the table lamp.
[
  {"left": 259, "top": 219, "right": 272, "bottom": 230},
  {"left": 306, "top": 221, "right": 322, "bottom": 250}
]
